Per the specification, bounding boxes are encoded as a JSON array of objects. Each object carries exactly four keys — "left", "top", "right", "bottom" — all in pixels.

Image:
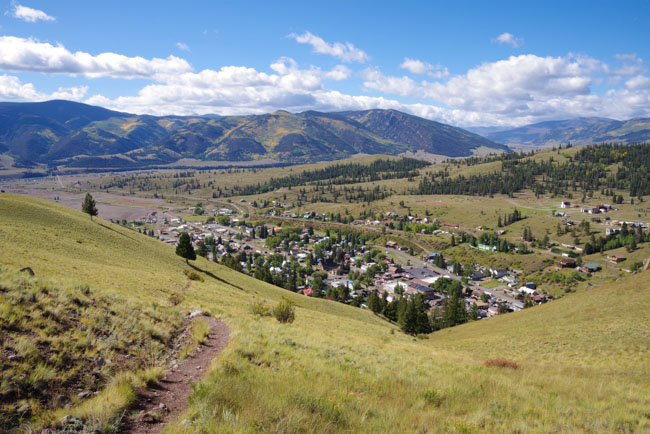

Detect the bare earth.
[{"left": 121, "top": 316, "right": 230, "bottom": 434}]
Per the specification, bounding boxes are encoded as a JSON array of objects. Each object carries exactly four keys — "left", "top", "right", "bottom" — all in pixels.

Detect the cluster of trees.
[
  {"left": 471, "top": 232, "right": 513, "bottom": 253},
  {"left": 233, "top": 158, "right": 429, "bottom": 196},
  {"left": 414, "top": 143, "right": 650, "bottom": 198},
  {"left": 367, "top": 292, "right": 432, "bottom": 334},
  {"left": 497, "top": 208, "right": 524, "bottom": 227},
  {"left": 367, "top": 278, "right": 479, "bottom": 335},
  {"left": 584, "top": 224, "right": 649, "bottom": 254}
]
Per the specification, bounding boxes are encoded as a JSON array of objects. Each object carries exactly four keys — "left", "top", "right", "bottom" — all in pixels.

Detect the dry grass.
[
  {"left": 1, "top": 194, "right": 648, "bottom": 433},
  {"left": 179, "top": 319, "right": 211, "bottom": 359},
  {"left": 483, "top": 358, "right": 519, "bottom": 369}
]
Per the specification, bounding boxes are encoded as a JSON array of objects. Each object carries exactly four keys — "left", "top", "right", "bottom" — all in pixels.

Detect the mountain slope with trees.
[
  {"left": 479, "top": 116, "right": 650, "bottom": 148},
  {"left": 0, "top": 100, "right": 507, "bottom": 170}
]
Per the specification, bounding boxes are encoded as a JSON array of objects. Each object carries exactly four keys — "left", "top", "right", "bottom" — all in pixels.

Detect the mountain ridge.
[
  {"left": 474, "top": 116, "right": 650, "bottom": 148},
  {"left": 0, "top": 100, "right": 508, "bottom": 169}
]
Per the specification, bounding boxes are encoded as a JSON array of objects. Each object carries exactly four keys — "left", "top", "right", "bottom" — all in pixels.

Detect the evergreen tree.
[
  {"left": 399, "top": 298, "right": 419, "bottom": 334},
  {"left": 82, "top": 193, "right": 98, "bottom": 220},
  {"left": 176, "top": 232, "right": 196, "bottom": 264},
  {"left": 196, "top": 241, "right": 208, "bottom": 257},
  {"left": 468, "top": 303, "right": 479, "bottom": 321},
  {"left": 367, "top": 292, "right": 382, "bottom": 314},
  {"left": 414, "top": 294, "right": 432, "bottom": 334}
]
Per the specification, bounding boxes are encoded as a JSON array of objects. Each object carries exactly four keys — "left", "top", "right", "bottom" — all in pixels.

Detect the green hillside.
[
  {"left": 0, "top": 100, "right": 507, "bottom": 170},
  {"left": 0, "top": 193, "right": 648, "bottom": 432}
]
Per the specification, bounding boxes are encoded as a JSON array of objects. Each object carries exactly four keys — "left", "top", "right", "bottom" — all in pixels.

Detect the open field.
[{"left": 0, "top": 193, "right": 648, "bottom": 432}]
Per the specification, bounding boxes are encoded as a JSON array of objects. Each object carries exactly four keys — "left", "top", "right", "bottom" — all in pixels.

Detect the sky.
[{"left": 1, "top": 0, "right": 650, "bottom": 127}]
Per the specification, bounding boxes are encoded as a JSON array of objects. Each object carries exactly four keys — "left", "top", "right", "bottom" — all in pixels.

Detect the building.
[
  {"left": 606, "top": 227, "right": 621, "bottom": 236},
  {"left": 610, "top": 255, "right": 626, "bottom": 263},
  {"left": 560, "top": 201, "right": 571, "bottom": 209},
  {"left": 558, "top": 258, "right": 577, "bottom": 268}
]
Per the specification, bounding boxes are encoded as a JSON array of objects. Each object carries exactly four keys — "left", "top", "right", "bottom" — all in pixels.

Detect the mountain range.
[
  {"left": 0, "top": 100, "right": 507, "bottom": 170},
  {"left": 472, "top": 117, "right": 650, "bottom": 148}
]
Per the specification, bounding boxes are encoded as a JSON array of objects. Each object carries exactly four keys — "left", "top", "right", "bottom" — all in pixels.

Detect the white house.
[{"left": 560, "top": 201, "right": 571, "bottom": 209}]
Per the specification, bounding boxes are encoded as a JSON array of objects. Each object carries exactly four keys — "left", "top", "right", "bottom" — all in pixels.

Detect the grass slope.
[{"left": 0, "top": 193, "right": 648, "bottom": 432}]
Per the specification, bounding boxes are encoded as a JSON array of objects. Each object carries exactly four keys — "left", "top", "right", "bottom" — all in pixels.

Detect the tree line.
[{"left": 414, "top": 143, "right": 650, "bottom": 198}]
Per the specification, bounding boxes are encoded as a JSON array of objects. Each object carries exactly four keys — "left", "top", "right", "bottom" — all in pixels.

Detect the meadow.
[{"left": 0, "top": 193, "right": 648, "bottom": 432}]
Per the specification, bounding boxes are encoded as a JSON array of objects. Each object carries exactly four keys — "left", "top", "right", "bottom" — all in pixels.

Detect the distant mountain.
[
  {"left": 478, "top": 117, "right": 650, "bottom": 148},
  {"left": 0, "top": 100, "right": 508, "bottom": 169},
  {"left": 341, "top": 109, "right": 505, "bottom": 157}
]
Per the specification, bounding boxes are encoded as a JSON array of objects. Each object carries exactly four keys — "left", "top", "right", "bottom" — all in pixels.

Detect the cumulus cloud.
[
  {"left": 361, "top": 54, "right": 624, "bottom": 124},
  {"left": 3, "top": 33, "right": 650, "bottom": 127},
  {"left": 0, "top": 74, "right": 87, "bottom": 101},
  {"left": 400, "top": 58, "right": 448, "bottom": 78},
  {"left": 493, "top": 32, "right": 523, "bottom": 48},
  {"left": 290, "top": 31, "right": 368, "bottom": 63},
  {"left": 8, "top": 3, "right": 55, "bottom": 22},
  {"left": 175, "top": 42, "right": 190, "bottom": 52},
  {"left": 0, "top": 36, "right": 192, "bottom": 79}
]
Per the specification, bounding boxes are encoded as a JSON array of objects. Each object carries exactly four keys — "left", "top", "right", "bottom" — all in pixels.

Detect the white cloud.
[
  {"left": 176, "top": 42, "right": 190, "bottom": 52},
  {"left": 400, "top": 58, "right": 449, "bottom": 78},
  {"left": 3, "top": 33, "right": 650, "bottom": 127},
  {"left": 493, "top": 32, "right": 523, "bottom": 48},
  {"left": 9, "top": 3, "right": 55, "bottom": 22},
  {"left": 362, "top": 54, "right": 616, "bottom": 124},
  {"left": 0, "top": 74, "right": 87, "bottom": 101},
  {"left": 362, "top": 67, "right": 418, "bottom": 97},
  {"left": 290, "top": 31, "right": 368, "bottom": 63},
  {"left": 0, "top": 36, "right": 192, "bottom": 79}
]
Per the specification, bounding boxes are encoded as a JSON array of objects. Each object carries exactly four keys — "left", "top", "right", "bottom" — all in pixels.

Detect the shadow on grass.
[
  {"left": 97, "top": 222, "right": 137, "bottom": 240},
  {"left": 188, "top": 263, "right": 244, "bottom": 291}
]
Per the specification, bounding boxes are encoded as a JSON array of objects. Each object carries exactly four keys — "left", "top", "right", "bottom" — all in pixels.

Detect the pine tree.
[
  {"left": 82, "top": 193, "right": 98, "bottom": 220},
  {"left": 196, "top": 241, "right": 208, "bottom": 257},
  {"left": 176, "top": 232, "right": 196, "bottom": 264}
]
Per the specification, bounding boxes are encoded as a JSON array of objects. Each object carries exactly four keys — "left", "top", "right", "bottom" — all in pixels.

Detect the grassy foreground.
[{"left": 0, "top": 193, "right": 648, "bottom": 432}]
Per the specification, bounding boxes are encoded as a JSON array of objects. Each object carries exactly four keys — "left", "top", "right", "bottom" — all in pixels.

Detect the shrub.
[
  {"left": 168, "top": 292, "right": 184, "bottom": 306},
  {"left": 422, "top": 389, "right": 443, "bottom": 407},
  {"left": 185, "top": 270, "right": 204, "bottom": 282},
  {"left": 272, "top": 299, "right": 296, "bottom": 323},
  {"left": 249, "top": 301, "right": 271, "bottom": 317},
  {"left": 483, "top": 358, "right": 519, "bottom": 369}
]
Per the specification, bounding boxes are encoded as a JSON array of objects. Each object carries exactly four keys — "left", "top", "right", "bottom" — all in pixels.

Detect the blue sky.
[{"left": 1, "top": 0, "right": 650, "bottom": 126}]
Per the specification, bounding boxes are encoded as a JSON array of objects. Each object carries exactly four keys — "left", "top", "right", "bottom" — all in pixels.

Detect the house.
[
  {"left": 560, "top": 201, "right": 571, "bottom": 209},
  {"left": 426, "top": 252, "right": 441, "bottom": 262},
  {"left": 478, "top": 244, "right": 497, "bottom": 252},
  {"left": 610, "top": 255, "right": 626, "bottom": 263},
  {"left": 585, "top": 262, "right": 601, "bottom": 272},
  {"left": 558, "top": 258, "right": 577, "bottom": 268},
  {"left": 470, "top": 271, "right": 487, "bottom": 281},
  {"left": 330, "top": 280, "right": 354, "bottom": 290},
  {"left": 606, "top": 227, "right": 621, "bottom": 236},
  {"left": 407, "top": 282, "right": 436, "bottom": 298},
  {"left": 318, "top": 258, "right": 339, "bottom": 273},
  {"left": 518, "top": 286, "right": 536, "bottom": 295},
  {"left": 490, "top": 268, "right": 508, "bottom": 278},
  {"left": 386, "top": 240, "right": 398, "bottom": 249},
  {"left": 525, "top": 282, "right": 537, "bottom": 290}
]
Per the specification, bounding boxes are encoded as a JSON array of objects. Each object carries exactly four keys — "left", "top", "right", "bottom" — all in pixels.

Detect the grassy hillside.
[{"left": 0, "top": 193, "right": 648, "bottom": 432}]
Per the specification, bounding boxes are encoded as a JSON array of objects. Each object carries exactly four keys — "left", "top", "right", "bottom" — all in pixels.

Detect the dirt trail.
[{"left": 122, "top": 315, "right": 230, "bottom": 433}]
